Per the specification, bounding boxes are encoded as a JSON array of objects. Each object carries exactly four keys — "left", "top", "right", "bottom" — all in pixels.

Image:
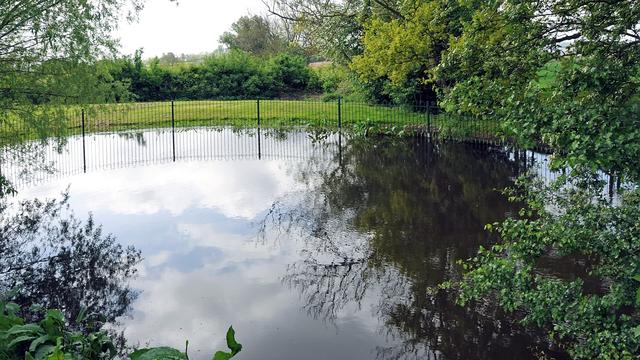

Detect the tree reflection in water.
[
  {"left": 0, "top": 190, "right": 141, "bottom": 332},
  {"left": 264, "top": 137, "right": 559, "bottom": 360}
]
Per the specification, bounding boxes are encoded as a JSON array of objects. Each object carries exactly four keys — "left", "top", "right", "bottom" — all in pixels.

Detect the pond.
[{"left": 2, "top": 128, "right": 562, "bottom": 360}]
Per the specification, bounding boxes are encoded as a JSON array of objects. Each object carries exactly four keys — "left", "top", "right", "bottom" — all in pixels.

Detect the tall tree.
[
  {"left": 0, "top": 0, "right": 146, "bottom": 146},
  {"left": 220, "top": 15, "right": 290, "bottom": 56},
  {"left": 436, "top": 0, "right": 640, "bottom": 176},
  {"left": 264, "top": 0, "right": 403, "bottom": 63},
  {"left": 350, "top": 0, "right": 473, "bottom": 102}
]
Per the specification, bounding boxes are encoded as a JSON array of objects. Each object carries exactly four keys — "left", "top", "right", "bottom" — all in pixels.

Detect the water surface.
[{"left": 4, "top": 128, "right": 556, "bottom": 360}]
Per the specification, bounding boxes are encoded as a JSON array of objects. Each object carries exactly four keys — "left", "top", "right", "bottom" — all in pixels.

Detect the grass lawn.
[
  {"left": 1, "top": 99, "right": 501, "bottom": 144},
  {"left": 78, "top": 99, "right": 427, "bottom": 130}
]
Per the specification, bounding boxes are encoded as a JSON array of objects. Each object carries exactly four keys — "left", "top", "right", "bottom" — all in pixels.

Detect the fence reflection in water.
[{"left": 0, "top": 128, "right": 343, "bottom": 188}]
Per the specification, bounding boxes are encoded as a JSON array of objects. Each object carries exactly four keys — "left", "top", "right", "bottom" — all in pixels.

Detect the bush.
[
  {"left": 312, "top": 64, "right": 372, "bottom": 102},
  {"left": 106, "top": 51, "right": 321, "bottom": 101},
  {"left": 265, "top": 53, "right": 314, "bottom": 94},
  {"left": 454, "top": 171, "right": 640, "bottom": 359},
  {"left": 0, "top": 299, "right": 243, "bottom": 360}
]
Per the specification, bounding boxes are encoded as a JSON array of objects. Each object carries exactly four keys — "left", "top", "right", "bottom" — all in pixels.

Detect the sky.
[{"left": 116, "top": 0, "right": 266, "bottom": 58}]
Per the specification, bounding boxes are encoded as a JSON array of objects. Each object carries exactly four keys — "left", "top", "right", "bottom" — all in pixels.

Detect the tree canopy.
[
  {"left": 270, "top": 0, "right": 640, "bottom": 173},
  {"left": 435, "top": 0, "right": 640, "bottom": 177},
  {"left": 0, "top": 0, "right": 145, "bottom": 143},
  {"left": 220, "top": 15, "right": 288, "bottom": 56}
]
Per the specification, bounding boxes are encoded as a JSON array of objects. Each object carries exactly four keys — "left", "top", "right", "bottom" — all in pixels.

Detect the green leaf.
[
  {"left": 212, "top": 351, "right": 233, "bottom": 360},
  {"left": 47, "top": 343, "right": 64, "bottom": 360},
  {"left": 225, "top": 326, "right": 242, "bottom": 355},
  {"left": 129, "top": 348, "right": 151, "bottom": 360},
  {"left": 129, "top": 347, "right": 187, "bottom": 360},
  {"left": 75, "top": 307, "right": 88, "bottom": 324},
  {"left": 6, "top": 324, "right": 43, "bottom": 336},
  {"left": 4, "top": 303, "right": 20, "bottom": 316},
  {"left": 44, "top": 310, "right": 64, "bottom": 323},
  {"left": 29, "top": 334, "right": 52, "bottom": 353},
  {"left": 7, "top": 334, "right": 37, "bottom": 349},
  {"left": 34, "top": 344, "right": 55, "bottom": 360},
  {"left": 0, "top": 314, "right": 23, "bottom": 331}
]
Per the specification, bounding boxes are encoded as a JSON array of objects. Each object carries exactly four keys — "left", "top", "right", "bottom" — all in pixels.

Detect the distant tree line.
[{"left": 102, "top": 50, "right": 319, "bottom": 102}]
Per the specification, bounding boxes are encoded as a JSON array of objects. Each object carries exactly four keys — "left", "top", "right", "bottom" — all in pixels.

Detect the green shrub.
[
  {"left": 0, "top": 300, "right": 243, "bottom": 360},
  {"left": 106, "top": 51, "right": 322, "bottom": 101},
  {"left": 265, "top": 53, "right": 313, "bottom": 93},
  {"left": 454, "top": 172, "right": 640, "bottom": 359}
]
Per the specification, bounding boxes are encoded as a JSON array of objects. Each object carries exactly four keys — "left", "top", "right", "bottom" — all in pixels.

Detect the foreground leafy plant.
[
  {"left": 0, "top": 300, "right": 116, "bottom": 359},
  {"left": 0, "top": 300, "right": 242, "bottom": 360},
  {"left": 131, "top": 326, "right": 242, "bottom": 360}
]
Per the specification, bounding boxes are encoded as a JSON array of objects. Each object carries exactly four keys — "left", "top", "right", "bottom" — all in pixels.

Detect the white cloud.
[{"left": 19, "top": 159, "right": 302, "bottom": 220}]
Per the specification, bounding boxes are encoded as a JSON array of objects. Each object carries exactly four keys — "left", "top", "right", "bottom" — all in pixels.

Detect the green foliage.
[
  {"left": 0, "top": 301, "right": 116, "bottom": 359},
  {"left": 212, "top": 327, "right": 242, "bottom": 360},
  {"left": 220, "top": 15, "right": 289, "bottom": 56},
  {"left": 435, "top": 0, "right": 640, "bottom": 178},
  {"left": 0, "top": 0, "right": 143, "bottom": 144},
  {"left": 351, "top": 0, "right": 468, "bottom": 98},
  {"left": 352, "top": 119, "right": 409, "bottom": 137},
  {"left": 106, "top": 50, "right": 316, "bottom": 101},
  {"left": 130, "top": 347, "right": 187, "bottom": 360},
  {"left": 132, "top": 326, "right": 242, "bottom": 360},
  {"left": 0, "top": 301, "right": 243, "bottom": 360},
  {"left": 311, "top": 64, "right": 370, "bottom": 102},
  {"left": 266, "top": 0, "right": 369, "bottom": 63},
  {"left": 265, "top": 53, "right": 315, "bottom": 93},
  {"left": 457, "top": 172, "right": 640, "bottom": 358}
]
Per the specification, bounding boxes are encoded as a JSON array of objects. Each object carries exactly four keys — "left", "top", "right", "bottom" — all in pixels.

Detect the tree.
[
  {"left": 265, "top": 0, "right": 406, "bottom": 63},
  {"left": 158, "top": 52, "right": 179, "bottom": 66},
  {"left": 425, "top": 2, "right": 640, "bottom": 357},
  {"left": 0, "top": 0, "right": 147, "bottom": 146},
  {"left": 265, "top": 0, "right": 440, "bottom": 104},
  {"left": 435, "top": 0, "right": 640, "bottom": 177},
  {"left": 220, "top": 15, "right": 289, "bottom": 56},
  {"left": 350, "top": 0, "right": 472, "bottom": 103}
]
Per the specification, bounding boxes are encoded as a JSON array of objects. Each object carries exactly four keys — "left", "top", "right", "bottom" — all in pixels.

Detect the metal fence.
[
  {"left": 0, "top": 127, "right": 344, "bottom": 188},
  {"left": 0, "top": 98, "right": 508, "bottom": 147}
]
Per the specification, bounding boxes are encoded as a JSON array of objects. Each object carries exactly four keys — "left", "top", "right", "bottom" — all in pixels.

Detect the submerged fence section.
[
  {"left": 0, "top": 99, "right": 505, "bottom": 148},
  {"left": 0, "top": 98, "right": 558, "bottom": 190},
  {"left": 0, "top": 128, "right": 344, "bottom": 188}
]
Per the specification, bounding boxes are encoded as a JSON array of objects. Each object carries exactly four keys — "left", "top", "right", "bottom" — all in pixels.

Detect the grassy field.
[
  {"left": 1, "top": 99, "right": 501, "bottom": 144},
  {"left": 78, "top": 100, "right": 427, "bottom": 130}
]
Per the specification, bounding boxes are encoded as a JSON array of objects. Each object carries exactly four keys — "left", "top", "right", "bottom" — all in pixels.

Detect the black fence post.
[
  {"left": 337, "top": 96, "right": 342, "bottom": 129},
  {"left": 338, "top": 130, "right": 342, "bottom": 167},
  {"left": 171, "top": 100, "right": 176, "bottom": 162},
  {"left": 257, "top": 127, "right": 262, "bottom": 160},
  {"left": 257, "top": 99, "right": 261, "bottom": 128},
  {"left": 81, "top": 109, "right": 86, "bottom": 173},
  {"left": 426, "top": 101, "right": 432, "bottom": 138}
]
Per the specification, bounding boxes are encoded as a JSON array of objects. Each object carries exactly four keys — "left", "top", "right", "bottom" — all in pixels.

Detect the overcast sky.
[{"left": 116, "top": 0, "right": 266, "bottom": 58}]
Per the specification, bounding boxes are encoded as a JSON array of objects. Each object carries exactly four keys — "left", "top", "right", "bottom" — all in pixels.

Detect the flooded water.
[{"left": 1, "top": 128, "right": 560, "bottom": 359}]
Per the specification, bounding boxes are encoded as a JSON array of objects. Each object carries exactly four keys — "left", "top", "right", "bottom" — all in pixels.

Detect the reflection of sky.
[{"left": 15, "top": 131, "right": 393, "bottom": 360}]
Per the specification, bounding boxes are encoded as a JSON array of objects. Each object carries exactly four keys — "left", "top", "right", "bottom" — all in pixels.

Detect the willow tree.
[
  {"left": 0, "top": 0, "right": 144, "bottom": 145},
  {"left": 264, "top": 0, "right": 389, "bottom": 63}
]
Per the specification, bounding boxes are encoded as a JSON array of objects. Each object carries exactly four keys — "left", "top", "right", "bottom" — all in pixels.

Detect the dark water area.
[{"left": 1, "top": 128, "right": 563, "bottom": 359}]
